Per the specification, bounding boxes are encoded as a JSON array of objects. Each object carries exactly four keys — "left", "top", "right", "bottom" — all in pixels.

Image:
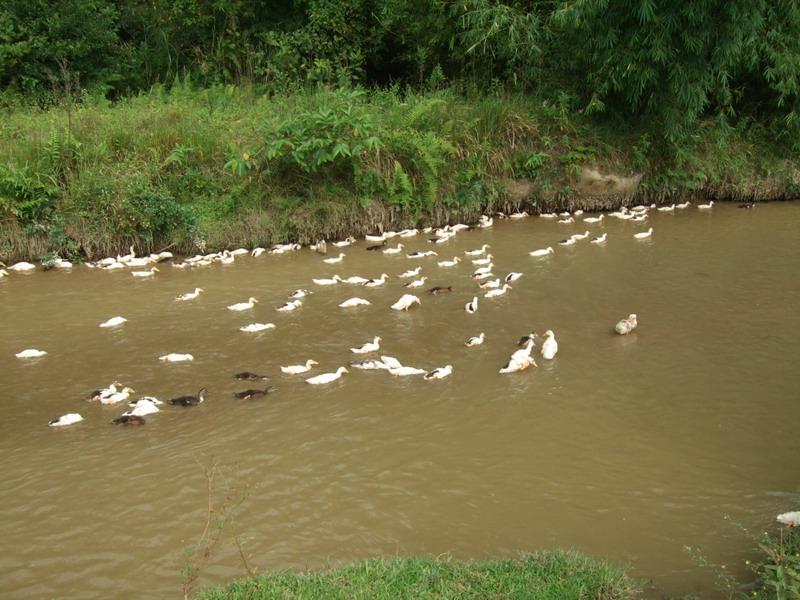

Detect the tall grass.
[{"left": 0, "top": 82, "right": 797, "bottom": 262}]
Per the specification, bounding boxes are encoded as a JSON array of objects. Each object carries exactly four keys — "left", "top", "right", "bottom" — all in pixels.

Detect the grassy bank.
[
  {"left": 200, "top": 553, "right": 638, "bottom": 599},
  {"left": 1, "top": 83, "right": 798, "bottom": 263}
]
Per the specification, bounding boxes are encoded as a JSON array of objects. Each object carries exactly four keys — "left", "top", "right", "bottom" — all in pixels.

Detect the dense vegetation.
[
  {"left": 201, "top": 553, "right": 639, "bottom": 599},
  {"left": 1, "top": 1, "right": 799, "bottom": 261}
]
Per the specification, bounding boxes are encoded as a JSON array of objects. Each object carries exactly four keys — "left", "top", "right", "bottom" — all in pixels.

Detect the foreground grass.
[
  {"left": 201, "top": 553, "right": 638, "bottom": 600},
  {"left": 1, "top": 82, "right": 798, "bottom": 262}
]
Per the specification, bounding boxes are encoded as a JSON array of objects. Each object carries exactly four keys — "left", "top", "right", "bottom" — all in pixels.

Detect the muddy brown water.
[{"left": 2, "top": 203, "right": 799, "bottom": 598}]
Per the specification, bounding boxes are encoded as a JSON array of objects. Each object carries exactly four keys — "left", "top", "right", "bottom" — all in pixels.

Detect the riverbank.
[
  {"left": 200, "top": 553, "right": 639, "bottom": 599},
  {"left": 1, "top": 84, "right": 798, "bottom": 263}
]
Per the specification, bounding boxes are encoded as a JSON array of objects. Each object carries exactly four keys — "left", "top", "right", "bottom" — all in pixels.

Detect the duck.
[
  {"left": 365, "top": 232, "right": 386, "bottom": 242},
  {"left": 364, "top": 273, "right": 389, "bottom": 287},
  {"left": 49, "top": 413, "right": 84, "bottom": 427},
  {"left": 331, "top": 237, "right": 356, "bottom": 248},
  {"left": 484, "top": 284, "right": 512, "bottom": 298},
  {"left": 389, "top": 366, "right": 427, "bottom": 376},
  {"left": 339, "top": 297, "right": 371, "bottom": 308},
  {"left": 615, "top": 314, "right": 638, "bottom": 335},
  {"left": 280, "top": 360, "right": 318, "bottom": 374},
  {"left": 698, "top": 201, "right": 714, "bottom": 210},
  {"left": 517, "top": 333, "right": 535, "bottom": 347},
  {"left": 583, "top": 214, "right": 604, "bottom": 223},
  {"left": 505, "top": 272, "right": 523, "bottom": 283},
  {"left": 16, "top": 348, "right": 47, "bottom": 358},
  {"left": 176, "top": 287, "right": 204, "bottom": 301},
  {"left": 228, "top": 297, "right": 258, "bottom": 311},
  {"left": 558, "top": 217, "right": 575, "bottom": 224},
  {"left": 465, "top": 332, "right": 485, "bottom": 347},
  {"left": 277, "top": 299, "right": 303, "bottom": 312},
  {"left": 633, "top": 228, "right": 653, "bottom": 240},
  {"left": 111, "top": 415, "right": 146, "bottom": 425},
  {"left": 398, "top": 267, "right": 421, "bottom": 278},
  {"left": 398, "top": 229, "right": 418, "bottom": 237},
  {"left": 306, "top": 367, "right": 348, "bottom": 385},
  {"left": 657, "top": 204, "right": 676, "bottom": 212},
  {"left": 676, "top": 201, "right": 691, "bottom": 209},
  {"left": 574, "top": 209, "right": 584, "bottom": 216},
  {"left": 382, "top": 244, "right": 404, "bottom": 255},
  {"left": 559, "top": 237, "right": 576, "bottom": 246},
  {"left": 123, "top": 398, "right": 161, "bottom": 416},
  {"left": 540, "top": 330, "right": 558, "bottom": 360},
  {"left": 101, "top": 386, "right": 136, "bottom": 405},
  {"left": 159, "top": 353, "right": 194, "bottom": 363},
  {"left": 472, "top": 264, "right": 493, "bottom": 276},
  {"left": 473, "top": 271, "right": 495, "bottom": 280},
  {"left": 217, "top": 251, "right": 235, "bottom": 265},
  {"left": 251, "top": 247, "right": 266, "bottom": 257},
  {"left": 342, "top": 275, "right": 370, "bottom": 284},
  {"left": 239, "top": 323, "right": 276, "bottom": 332},
  {"left": 289, "top": 289, "right": 312, "bottom": 298},
  {"left": 169, "top": 388, "right": 207, "bottom": 406},
  {"left": 52, "top": 258, "right": 73, "bottom": 269},
  {"left": 509, "top": 211, "right": 529, "bottom": 219},
  {"left": 312, "top": 275, "right": 342, "bottom": 285},
  {"left": 571, "top": 231, "right": 591, "bottom": 241},
  {"left": 529, "top": 247, "right": 554, "bottom": 257},
  {"left": 351, "top": 336, "right": 381, "bottom": 354},
  {"left": 438, "top": 257, "right": 461, "bottom": 267},
  {"left": 591, "top": 233, "right": 608, "bottom": 244},
  {"left": 404, "top": 276, "right": 428, "bottom": 288},
  {"left": 478, "top": 216, "right": 493, "bottom": 228},
  {"left": 234, "top": 387, "right": 275, "bottom": 399},
  {"left": 9, "top": 261, "right": 36, "bottom": 272},
  {"left": 310, "top": 240, "right": 327, "bottom": 254},
  {"left": 538, "top": 212, "right": 557, "bottom": 219},
  {"left": 391, "top": 294, "right": 421, "bottom": 311},
  {"left": 99, "top": 316, "right": 127, "bottom": 328},
  {"left": 366, "top": 242, "right": 386, "bottom": 252},
  {"left": 131, "top": 267, "right": 159, "bottom": 278},
  {"left": 350, "top": 359, "right": 389, "bottom": 370},
  {"left": 0, "top": 268, "right": 8, "bottom": 277},
  {"left": 427, "top": 286, "right": 453, "bottom": 294},
  {"left": 471, "top": 254, "right": 492, "bottom": 266},
  {"left": 424, "top": 365, "right": 453, "bottom": 380},
  {"left": 465, "top": 296, "right": 478, "bottom": 314},
  {"left": 776, "top": 512, "right": 800, "bottom": 527},
  {"left": 380, "top": 355, "right": 403, "bottom": 370},
  {"left": 406, "top": 250, "right": 437, "bottom": 258},
  {"left": 499, "top": 340, "right": 537, "bottom": 374},
  {"left": 479, "top": 278, "right": 500, "bottom": 289},
  {"left": 323, "top": 253, "right": 346, "bottom": 264},
  {"left": 232, "top": 378, "right": 272, "bottom": 389},
  {"left": 464, "top": 244, "right": 490, "bottom": 256},
  {"left": 86, "top": 381, "right": 122, "bottom": 402}
]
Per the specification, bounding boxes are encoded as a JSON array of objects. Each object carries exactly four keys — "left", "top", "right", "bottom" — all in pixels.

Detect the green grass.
[
  {"left": 201, "top": 553, "right": 639, "bottom": 600},
  {"left": 1, "top": 82, "right": 798, "bottom": 263}
]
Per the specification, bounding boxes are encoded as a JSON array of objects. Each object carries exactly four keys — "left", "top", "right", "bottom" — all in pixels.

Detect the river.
[{"left": 1, "top": 202, "right": 799, "bottom": 598}]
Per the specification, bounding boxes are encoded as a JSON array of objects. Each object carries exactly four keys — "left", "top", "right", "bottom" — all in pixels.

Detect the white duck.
[
  {"left": 424, "top": 365, "right": 453, "bottom": 380},
  {"left": 389, "top": 366, "right": 426, "bottom": 376},
  {"left": 228, "top": 297, "right": 258, "bottom": 311},
  {"left": 633, "top": 228, "right": 653, "bottom": 240},
  {"left": 323, "top": 253, "right": 346, "bottom": 264},
  {"left": 484, "top": 284, "right": 512, "bottom": 298},
  {"left": 404, "top": 276, "right": 427, "bottom": 288},
  {"left": 559, "top": 237, "right": 576, "bottom": 246},
  {"left": 698, "top": 201, "right": 714, "bottom": 210},
  {"left": 48, "top": 413, "right": 84, "bottom": 427},
  {"left": 9, "top": 261, "right": 36, "bottom": 272},
  {"left": 0, "top": 268, "right": 8, "bottom": 277},
  {"left": 289, "top": 289, "right": 312, "bottom": 298},
  {"left": 776, "top": 511, "right": 800, "bottom": 527},
  {"left": 509, "top": 211, "right": 529, "bottom": 219},
  {"left": 464, "top": 244, "right": 490, "bottom": 256},
  {"left": 306, "top": 367, "right": 348, "bottom": 385},
  {"left": 438, "top": 257, "right": 461, "bottom": 267},
  {"left": 539, "top": 212, "right": 557, "bottom": 218},
  {"left": 251, "top": 247, "right": 266, "bottom": 257},
  {"left": 677, "top": 201, "right": 691, "bottom": 209},
  {"left": 364, "top": 273, "right": 389, "bottom": 287},
  {"left": 529, "top": 247, "right": 554, "bottom": 257},
  {"left": 465, "top": 296, "right": 478, "bottom": 314},
  {"left": 657, "top": 204, "right": 676, "bottom": 212},
  {"left": 571, "top": 231, "right": 591, "bottom": 241},
  {"left": 473, "top": 264, "right": 493, "bottom": 276},
  {"left": 365, "top": 233, "right": 386, "bottom": 242},
  {"left": 331, "top": 237, "right": 355, "bottom": 248},
  {"left": 123, "top": 398, "right": 161, "bottom": 417},
  {"left": 406, "top": 250, "right": 437, "bottom": 258},
  {"left": 558, "top": 217, "right": 575, "bottom": 224},
  {"left": 615, "top": 314, "right": 638, "bottom": 335},
  {"left": 15, "top": 348, "right": 47, "bottom": 358},
  {"left": 131, "top": 267, "right": 159, "bottom": 278},
  {"left": 342, "top": 275, "right": 369, "bottom": 284},
  {"left": 382, "top": 244, "right": 404, "bottom": 255},
  {"left": 313, "top": 275, "right": 342, "bottom": 285},
  {"left": 159, "top": 353, "right": 194, "bottom": 362},
  {"left": 99, "top": 316, "right": 127, "bottom": 328},
  {"left": 350, "top": 359, "right": 389, "bottom": 370},
  {"left": 591, "top": 233, "right": 608, "bottom": 244},
  {"left": 465, "top": 332, "right": 485, "bottom": 347},
  {"left": 351, "top": 336, "right": 381, "bottom": 354},
  {"left": 240, "top": 323, "right": 276, "bottom": 332},
  {"left": 471, "top": 254, "right": 492, "bottom": 266},
  {"left": 277, "top": 299, "right": 303, "bottom": 312},
  {"left": 505, "top": 272, "right": 523, "bottom": 283},
  {"left": 100, "top": 386, "right": 135, "bottom": 405},
  {"left": 583, "top": 214, "right": 604, "bottom": 223},
  {"left": 390, "top": 294, "right": 421, "bottom": 311},
  {"left": 380, "top": 355, "right": 404, "bottom": 370},
  {"left": 339, "top": 297, "right": 371, "bottom": 308},
  {"left": 176, "top": 287, "right": 204, "bottom": 301},
  {"left": 479, "top": 278, "right": 500, "bottom": 289},
  {"left": 398, "top": 267, "right": 421, "bottom": 278},
  {"left": 281, "top": 359, "right": 319, "bottom": 374},
  {"left": 398, "top": 229, "right": 418, "bottom": 237},
  {"left": 540, "top": 330, "right": 558, "bottom": 360}
]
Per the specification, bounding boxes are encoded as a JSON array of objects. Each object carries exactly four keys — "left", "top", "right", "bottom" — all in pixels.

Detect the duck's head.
[
  {"left": 307, "top": 359, "right": 319, "bottom": 366},
  {"left": 198, "top": 388, "right": 208, "bottom": 398},
  {"left": 122, "top": 387, "right": 135, "bottom": 394},
  {"left": 338, "top": 367, "right": 349, "bottom": 374},
  {"left": 543, "top": 330, "right": 554, "bottom": 337},
  {"left": 249, "top": 297, "right": 259, "bottom": 304}
]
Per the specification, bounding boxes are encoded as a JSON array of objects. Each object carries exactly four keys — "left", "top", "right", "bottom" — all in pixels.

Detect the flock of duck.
[{"left": 5, "top": 200, "right": 721, "bottom": 428}]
